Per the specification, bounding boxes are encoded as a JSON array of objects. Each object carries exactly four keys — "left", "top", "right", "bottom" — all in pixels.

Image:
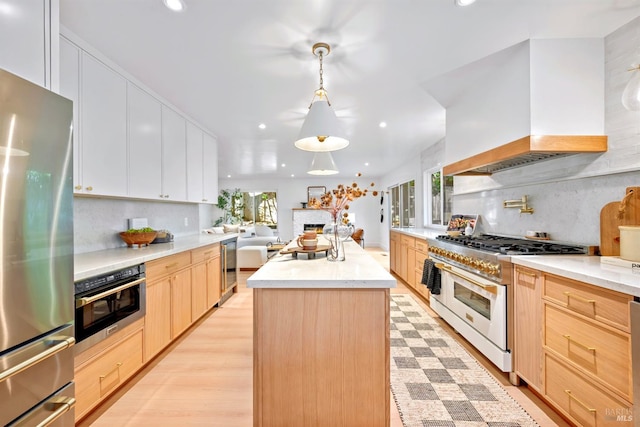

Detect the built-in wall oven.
[
  {"left": 74, "top": 264, "right": 146, "bottom": 353},
  {"left": 220, "top": 237, "right": 238, "bottom": 305}
]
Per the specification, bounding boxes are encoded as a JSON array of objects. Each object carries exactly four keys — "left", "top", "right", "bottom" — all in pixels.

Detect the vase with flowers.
[{"left": 308, "top": 176, "right": 377, "bottom": 261}]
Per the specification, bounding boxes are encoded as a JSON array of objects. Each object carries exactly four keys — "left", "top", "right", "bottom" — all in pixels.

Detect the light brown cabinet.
[
  {"left": 390, "top": 231, "right": 430, "bottom": 301},
  {"left": 145, "top": 251, "right": 193, "bottom": 361},
  {"left": 74, "top": 320, "right": 144, "bottom": 421},
  {"left": 192, "top": 243, "right": 221, "bottom": 314},
  {"left": 512, "top": 266, "right": 634, "bottom": 426},
  {"left": 513, "top": 266, "right": 542, "bottom": 392}
]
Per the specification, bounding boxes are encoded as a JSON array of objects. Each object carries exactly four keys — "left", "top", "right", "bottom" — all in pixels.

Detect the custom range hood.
[
  {"left": 442, "top": 134, "right": 608, "bottom": 176},
  {"left": 425, "top": 39, "right": 608, "bottom": 176}
]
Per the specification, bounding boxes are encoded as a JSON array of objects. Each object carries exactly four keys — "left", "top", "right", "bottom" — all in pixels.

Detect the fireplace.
[{"left": 304, "top": 223, "right": 325, "bottom": 234}]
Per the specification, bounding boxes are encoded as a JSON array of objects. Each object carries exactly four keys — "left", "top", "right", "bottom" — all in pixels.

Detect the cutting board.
[
  {"left": 600, "top": 186, "right": 640, "bottom": 256},
  {"left": 280, "top": 245, "right": 332, "bottom": 259}
]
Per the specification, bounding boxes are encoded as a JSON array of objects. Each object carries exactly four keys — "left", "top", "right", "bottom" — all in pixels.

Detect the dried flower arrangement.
[{"left": 308, "top": 174, "right": 378, "bottom": 223}]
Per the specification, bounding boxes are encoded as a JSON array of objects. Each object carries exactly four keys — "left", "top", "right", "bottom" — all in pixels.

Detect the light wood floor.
[{"left": 78, "top": 248, "right": 570, "bottom": 426}]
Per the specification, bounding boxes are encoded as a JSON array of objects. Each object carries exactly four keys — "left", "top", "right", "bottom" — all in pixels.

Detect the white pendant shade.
[
  {"left": 622, "top": 67, "right": 640, "bottom": 111},
  {"left": 295, "top": 100, "right": 349, "bottom": 152},
  {"left": 307, "top": 151, "right": 339, "bottom": 175}
]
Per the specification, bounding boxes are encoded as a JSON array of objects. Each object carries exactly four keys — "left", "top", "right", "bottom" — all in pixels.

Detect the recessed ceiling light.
[
  {"left": 258, "top": 123, "right": 266, "bottom": 130},
  {"left": 163, "top": 0, "right": 186, "bottom": 12},
  {"left": 281, "top": 163, "right": 286, "bottom": 167},
  {"left": 291, "top": 174, "right": 295, "bottom": 178},
  {"left": 227, "top": 174, "right": 231, "bottom": 178},
  {"left": 379, "top": 121, "right": 387, "bottom": 128},
  {"left": 365, "top": 162, "right": 369, "bottom": 166},
  {"left": 455, "top": 0, "right": 476, "bottom": 6}
]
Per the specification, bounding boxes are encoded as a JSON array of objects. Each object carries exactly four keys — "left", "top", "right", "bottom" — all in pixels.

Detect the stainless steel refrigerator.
[{"left": 0, "top": 68, "right": 75, "bottom": 425}]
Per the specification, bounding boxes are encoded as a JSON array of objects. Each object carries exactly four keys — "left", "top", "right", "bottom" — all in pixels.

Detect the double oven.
[
  {"left": 426, "top": 234, "right": 588, "bottom": 375},
  {"left": 74, "top": 264, "right": 146, "bottom": 354}
]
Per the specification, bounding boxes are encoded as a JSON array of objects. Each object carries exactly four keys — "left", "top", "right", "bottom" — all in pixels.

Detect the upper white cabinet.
[
  {"left": 59, "top": 31, "right": 217, "bottom": 203},
  {"left": 202, "top": 133, "right": 218, "bottom": 204},
  {"left": 59, "top": 37, "right": 80, "bottom": 191},
  {"left": 128, "top": 84, "right": 162, "bottom": 199},
  {"left": 0, "top": 0, "right": 56, "bottom": 89},
  {"left": 186, "top": 125, "right": 218, "bottom": 204},
  {"left": 80, "top": 53, "right": 128, "bottom": 196},
  {"left": 186, "top": 122, "right": 204, "bottom": 203},
  {"left": 161, "top": 106, "right": 187, "bottom": 201}
]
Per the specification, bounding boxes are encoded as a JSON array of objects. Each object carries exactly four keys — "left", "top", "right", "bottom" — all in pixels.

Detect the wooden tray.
[
  {"left": 600, "top": 187, "right": 640, "bottom": 256},
  {"left": 280, "top": 245, "right": 331, "bottom": 259}
]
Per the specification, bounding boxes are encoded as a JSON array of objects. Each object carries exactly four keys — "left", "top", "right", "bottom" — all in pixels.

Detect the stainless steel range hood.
[{"left": 443, "top": 135, "right": 608, "bottom": 176}]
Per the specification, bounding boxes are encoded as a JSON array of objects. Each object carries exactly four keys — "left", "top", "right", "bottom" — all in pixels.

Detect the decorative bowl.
[{"left": 119, "top": 231, "right": 158, "bottom": 247}]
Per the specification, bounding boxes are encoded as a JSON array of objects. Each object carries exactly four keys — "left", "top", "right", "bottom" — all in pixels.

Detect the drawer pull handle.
[
  {"left": 204, "top": 250, "right": 213, "bottom": 256},
  {"left": 564, "top": 390, "right": 596, "bottom": 413},
  {"left": 517, "top": 270, "right": 537, "bottom": 278},
  {"left": 563, "top": 334, "right": 596, "bottom": 352},
  {"left": 563, "top": 291, "right": 595, "bottom": 305},
  {"left": 99, "top": 362, "right": 122, "bottom": 381},
  {"left": 165, "top": 262, "right": 179, "bottom": 269}
]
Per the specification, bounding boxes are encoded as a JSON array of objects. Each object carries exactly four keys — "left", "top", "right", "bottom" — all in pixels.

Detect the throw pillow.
[
  {"left": 240, "top": 226, "right": 256, "bottom": 237},
  {"left": 223, "top": 224, "right": 240, "bottom": 233},
  {"left": 211, "top": 227, "right": 225, "bottom": 234},
  {"left": 255, "top": 225, "right": 274, "bottom": 236}
]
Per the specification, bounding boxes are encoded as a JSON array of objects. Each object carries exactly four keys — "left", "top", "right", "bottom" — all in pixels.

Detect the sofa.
[{"left": 204, "top": 224, "right": 278, "bottom": 248}]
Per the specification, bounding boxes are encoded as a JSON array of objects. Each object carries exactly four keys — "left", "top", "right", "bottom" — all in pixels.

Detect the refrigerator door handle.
[
  {"left": 9, "top": 395, "right": 76, "bottom": 427},
  {"left": 0, "top": 336, "right": 75, "bottom": 384}
]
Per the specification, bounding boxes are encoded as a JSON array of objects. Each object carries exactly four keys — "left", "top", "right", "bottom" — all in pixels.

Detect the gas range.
[{"left": 427, "top": 234, "right": 591, "bottom": 284}]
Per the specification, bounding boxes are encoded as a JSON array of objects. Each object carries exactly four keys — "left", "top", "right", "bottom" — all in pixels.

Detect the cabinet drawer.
[
  {"left": 544, "top": 303, "right": 631, "bottom": 400},
  {"left": 415, "top": 252, "right": 428, "bottom": 271},
  {"left": 415, "top": 240, "right": 428, "bottom": 254},
  {"left": 543, "top": 273, "right": 632, "bottom": 332},
  {"left": 400, "top": 235, "right": 415, "bottom": 248},
  {"left": 192, "top": 243, "right": 220, "bottom": 263},
  {"left": 75, "top": 329, "right": 144, "bottom": 420},
  {"left": 545, "top": 353, "right": 632, "bottom": 427},
  {"left": 146, "top": 251, "right": 191, "bottom": 279}
]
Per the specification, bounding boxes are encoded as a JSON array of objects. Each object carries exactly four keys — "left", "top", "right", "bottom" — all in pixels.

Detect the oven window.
[
  {"left": 76, "top": 286, "right": 140, "bottom": 342},
  {"left": 453, "top": 282, "right": 491, "bottom": 320}
]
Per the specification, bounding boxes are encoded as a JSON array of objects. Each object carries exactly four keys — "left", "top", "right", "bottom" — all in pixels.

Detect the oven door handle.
[
  {"left": 75, "top": 277, "right": 145, "bottom": 308},
  {"left": 435, "top": 263, "right": 498, "bottom": 295}
]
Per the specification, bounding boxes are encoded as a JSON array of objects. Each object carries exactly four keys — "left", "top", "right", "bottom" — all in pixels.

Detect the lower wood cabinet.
[
  {"left": 390, "top": 231, "right": 430, "bottom": 301},
  {"left": 513, "top": 266, "right": 542, "bottom": 392},
  {"left": 74, "top": 322, "right": 144, "bottom": 421},
  {"left": 145, "top": 272, "right": 172, "bottom": 360},
  {"left": 511, "top": 265, "right": 633, "bottom": 426}
]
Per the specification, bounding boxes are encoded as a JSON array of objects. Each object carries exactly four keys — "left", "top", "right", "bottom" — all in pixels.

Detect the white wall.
[{"left": 218, "top": 176, "right": 383, "bottom": 246}]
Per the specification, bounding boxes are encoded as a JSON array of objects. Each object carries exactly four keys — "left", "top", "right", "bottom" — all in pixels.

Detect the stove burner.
[{"left": 436, "top": 234, "right": 587, "bottom": 255}]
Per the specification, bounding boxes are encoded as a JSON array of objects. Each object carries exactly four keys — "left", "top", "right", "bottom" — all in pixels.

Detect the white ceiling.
[{"left": 59, "top": 0, "right": 640, "bottom": 180}]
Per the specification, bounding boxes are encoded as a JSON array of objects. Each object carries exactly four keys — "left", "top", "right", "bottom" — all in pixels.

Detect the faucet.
[{"left": 503, "top": 195, "right": 534, "bottom": 214}]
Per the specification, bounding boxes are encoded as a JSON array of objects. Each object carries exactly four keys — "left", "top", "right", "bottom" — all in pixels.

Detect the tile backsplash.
[{"left": 74, "top": 197, "right": 209, "bottom": 254}]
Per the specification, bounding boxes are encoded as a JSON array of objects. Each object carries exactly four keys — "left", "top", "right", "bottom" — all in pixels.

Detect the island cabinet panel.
[
  {"left": 513, "top": 266, "right": 543, "bottom": 392},
  {"left": 253, "top": 288, "right": 390, "bottom": 427}
]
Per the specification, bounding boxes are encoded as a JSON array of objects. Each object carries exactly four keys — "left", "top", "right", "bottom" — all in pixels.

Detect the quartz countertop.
[
  {"left": 510, "top": 255, "right": 640, "bottom": 297},
  {"left": 74, "top": 233, "right": 237, "bottom": 281},
  {"left": 390, "top": 227, "right": 443, "bottom": 240},
  {"left": 247, "top": 239, "right": 396, "bottom": 289}
]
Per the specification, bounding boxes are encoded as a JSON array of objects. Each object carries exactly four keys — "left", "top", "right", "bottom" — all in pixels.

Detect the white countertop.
[
  {"left": 511, "top": 255, "right": 640, "bottom": 297},
  {"left": 390, "top": 227, "right": 443, "bottom": 240},
  {"left": 74, "top": 233, "right": 237, "bottom": 281},
  {"left": 247, "top": 239, "right": 397, "bottom": 289}
]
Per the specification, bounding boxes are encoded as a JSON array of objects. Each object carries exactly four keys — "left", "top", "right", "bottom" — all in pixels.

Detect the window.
[
  {"left": 240, "top": 192, "right": 277, "bottom": 227},
  {"left": 389, "top": 180, "right": 415, "bottom": 228},
  {"left": 425, "top": 169, "right": 453, "bottom": 226}
]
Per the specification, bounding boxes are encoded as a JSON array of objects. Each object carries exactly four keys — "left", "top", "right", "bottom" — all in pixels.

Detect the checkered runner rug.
[{"left": 390, "top": 294, "right": 539, "bottom": 427}]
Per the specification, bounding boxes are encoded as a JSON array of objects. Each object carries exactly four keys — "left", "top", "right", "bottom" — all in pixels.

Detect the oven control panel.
[{"left": 428, "top": 246, "right": 501, "bottom": 278}]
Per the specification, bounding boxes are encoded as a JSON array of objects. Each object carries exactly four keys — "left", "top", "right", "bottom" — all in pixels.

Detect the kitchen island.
[{"left": 247, "top": 240, "right": 396, "bottom": 427}]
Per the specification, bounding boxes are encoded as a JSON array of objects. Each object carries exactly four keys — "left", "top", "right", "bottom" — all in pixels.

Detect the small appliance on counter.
[{"left": 152, "top": 229, "right": 174, "bottom": 244}]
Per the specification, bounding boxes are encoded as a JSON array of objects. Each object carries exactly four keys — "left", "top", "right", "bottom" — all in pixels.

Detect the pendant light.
[
  {"left": 622, "top": 65, "right": 640, "bottom": 111},
  {"left": 307, "top": 151, "right": 339, "bottom": 175},
  {"left": 294, "top": 43, "right": 349, "bottom": 152}
]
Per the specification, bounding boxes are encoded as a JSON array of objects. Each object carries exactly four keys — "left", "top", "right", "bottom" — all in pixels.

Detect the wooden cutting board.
[{"left": 600, "top": 186, "right": 640, "bottom": 256}]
